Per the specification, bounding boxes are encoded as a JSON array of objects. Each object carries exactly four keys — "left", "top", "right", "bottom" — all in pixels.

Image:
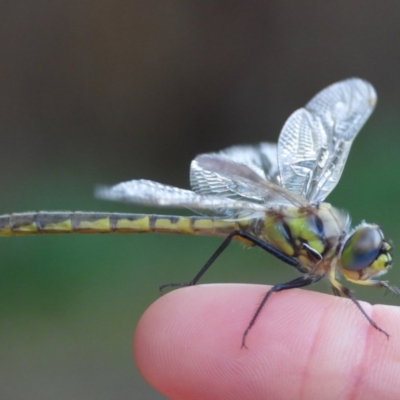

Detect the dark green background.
[{"left": 1, "top": 2, "right": 400, "bottom": 399}]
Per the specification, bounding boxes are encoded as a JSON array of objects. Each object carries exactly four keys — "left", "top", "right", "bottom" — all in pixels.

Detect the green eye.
[{"left": 341, "top": 225, "right": 383, "bottom": 271}]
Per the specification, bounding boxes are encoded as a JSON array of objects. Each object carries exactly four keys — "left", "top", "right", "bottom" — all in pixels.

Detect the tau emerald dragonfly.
[{"left": 1, "top": 78, "right": 396, "bottom": 346}]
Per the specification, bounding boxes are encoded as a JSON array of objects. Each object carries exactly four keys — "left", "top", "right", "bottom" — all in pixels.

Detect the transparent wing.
[
  {"left": 95, "top": 179, "right": 266, "bottom": 213},
  {"left": 218, "top": 143, "right": 280, "bottom": 184},
  {"left": 278, "top": 78, "right": 376, "bottom": 202},
  {"left": 190, "top": 143, "right": 280, "bottom": 200},
  {"left": 190, "top": 153, "right": 307, "bottom": 207}
]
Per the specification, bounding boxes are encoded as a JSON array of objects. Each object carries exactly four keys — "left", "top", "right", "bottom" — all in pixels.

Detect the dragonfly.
[{"left": 0, "top": 78, "right": 396, "bottom": 347}]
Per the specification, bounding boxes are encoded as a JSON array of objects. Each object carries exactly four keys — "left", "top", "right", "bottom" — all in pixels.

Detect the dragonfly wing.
[
  {"left": 277, "top": 108, "right": 328, "bottom": 198},
  {"left": 278, "top": 78, "right": 376, "bottom": 202},
  {"left": 217, "top": 143, "right": 280, "bottom": 184},
  {"left": 95, "top": 179, "right": 265, "bottom": 213},
  {"left": 190, "top": 153, "right": 307, "bottom": 207}
]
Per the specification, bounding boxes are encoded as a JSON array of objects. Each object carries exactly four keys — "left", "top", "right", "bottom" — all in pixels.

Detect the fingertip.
[{"left": 134, "top": 284, "right": 400, "bottom": 400}]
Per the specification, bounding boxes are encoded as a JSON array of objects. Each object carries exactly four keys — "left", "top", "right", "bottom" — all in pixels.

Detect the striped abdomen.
[{"left": 0, "top": 212, "right": 249, "bottom": 237}]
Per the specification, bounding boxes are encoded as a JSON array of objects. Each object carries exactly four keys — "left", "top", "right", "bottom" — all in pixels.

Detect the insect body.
[{"left": 1, "top": 78, "right": 396, "bottom": 345}]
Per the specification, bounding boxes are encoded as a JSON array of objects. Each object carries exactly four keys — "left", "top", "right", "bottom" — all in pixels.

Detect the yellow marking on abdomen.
[
  {"left": 191, "top": 218, "right": 247, "bottom": 236},
  {"left": 42, "top": 219, "right": 73, "bottom": 232},
  {"left": 75, "top": 217, "right": 110, "bottom": 233},
  {"left": 114, "top": 216, "right": 150, "bottom": 233},
  {"left": 152, "top": 216, "right": 194, "bottom": 234}
]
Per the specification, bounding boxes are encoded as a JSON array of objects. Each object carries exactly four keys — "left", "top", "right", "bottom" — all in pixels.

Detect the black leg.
[
  {"left": 160, "top": 229, "right": 305, "bottom": 292},
  {"left": 372, "top": 280, "right": 400, "bottom": 297},
  {"left": 241, "top": 275, "right": 322, "bottom": 348},
  {"left": 338, "top": 285, "right": 390, "bottom": 340}
]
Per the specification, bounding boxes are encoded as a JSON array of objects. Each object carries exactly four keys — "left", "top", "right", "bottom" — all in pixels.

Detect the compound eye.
[{"left": 341, "top": 226, "right": 383, "bottom": 271}]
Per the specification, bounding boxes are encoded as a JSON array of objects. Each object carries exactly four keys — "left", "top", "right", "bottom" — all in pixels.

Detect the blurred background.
[{"left": 1, "top": 1, "right": 400, "bottom": 399}]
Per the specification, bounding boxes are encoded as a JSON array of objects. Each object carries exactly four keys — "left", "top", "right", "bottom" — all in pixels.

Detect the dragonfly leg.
[
  {"left": 372, "top": 280, "right": 400, "bottom": 296},
  {"left": 159, "top": 229, "right": 305, "bottom": 292},
  {"left": 332, "top": 284, "right": 390, "bottom": 340},
  {"left": 241, "top": 275, "right": 322, "bottom": 348}
]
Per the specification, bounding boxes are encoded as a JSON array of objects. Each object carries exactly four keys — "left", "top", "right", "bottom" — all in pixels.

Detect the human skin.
[{"left": 134, "top": 284, "right": 400, "bottom": 400}]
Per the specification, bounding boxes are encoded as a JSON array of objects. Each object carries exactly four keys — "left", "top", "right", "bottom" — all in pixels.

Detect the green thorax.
[{"left": 261, "top": 203, "right": 349, "bottom": 269}]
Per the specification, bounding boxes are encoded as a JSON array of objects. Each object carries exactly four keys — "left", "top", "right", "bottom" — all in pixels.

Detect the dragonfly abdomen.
[{"left": 0, "top": 212, "right": 243, "bottom": 237}]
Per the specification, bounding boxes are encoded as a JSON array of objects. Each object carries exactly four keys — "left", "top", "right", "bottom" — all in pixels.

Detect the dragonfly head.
[{"left": 340, "top": 223, "right": 393, "bottom": 281}]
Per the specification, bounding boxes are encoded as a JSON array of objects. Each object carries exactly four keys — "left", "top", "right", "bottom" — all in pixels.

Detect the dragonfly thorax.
[{"left": 261, "top": 203, "right": 349, "bottom": 272}]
